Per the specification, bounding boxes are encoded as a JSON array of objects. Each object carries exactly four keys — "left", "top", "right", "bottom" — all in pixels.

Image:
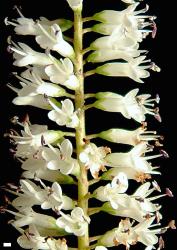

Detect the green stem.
[
  {"left": 64, "top": 132, "right": 76, "bottom": 137},
  {"left": 73, "top": 8, "right": 89, "bottom": 250},
  {"left": 89, "top": 235, "right": 101, "bottom": 243},
  {"left": 84, "top": 70, "right": 96, "bottom": 77},
  {"left": 83, "top": 17, "right": 93, "bottom": 22},
  {"left": 84, "top": 93, "right": 96, "bottom": 99},
  {"left": 83, "top": 28, "right": 92, "bottom": 34},
  {"left": 65, "top": 93, "right": 75, "bottom": 99},
  {"left": 88, "top": 207, "right": 101, "bottom": 216},
  {"left": 86, "top": 133, "right": 98, "bottom": 140}
]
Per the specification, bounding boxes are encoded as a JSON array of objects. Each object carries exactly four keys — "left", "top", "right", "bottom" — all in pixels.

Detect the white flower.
[
  {"left": 98, "top": 216, "right": 162, "bottom": 249},
  {"left": 17, "top": 224, "right": 50, "bottom": 250},
  {"left": 92, "top": 4, "right": 157, "bottom": 40},
  {"left": 10, "top": 207, "right": 57, "bottom": 230},
  {"left": 44, "top": 139, "right": 79, "bottom": 176},
  {"left": 12, "top": 180, "right": 74, "bottom": 212},
  {"left": 9, "top": 122, "right": 64, "bottom": 149},
  {"left": 5, "top": 16, "right": 72, "bottom": 35},
  {"left": 11, "top": 95, "right": 51, "bottom": 109},
  {"left": 9, "top": 42, "right": 52, "bottom": 67},
  {"left": 95, "top": 56, "right": 160, "bottom": 83},
  {"left": 36, "top": 23, "right": 74, "bottom": 58},
  {"left": 8, "top": 71, "right": 67, "bottom": 98},
  {"left": 48, "top": 99, "right": 79, "bottom": 128},
  {"left": 104, "top": 142, "right": 163, "bottom": 181},
  {"left": 21, "top": 149, "right": 75, "bottom": 184},
  {"left": 92, "top": 23, "right": 148, "bottom": 43},
  {"left": 94, "top": 89, "right": 161, "bottom": 123},
  {"left": 45, "top": 57, "right": 79, "bottom": 90},
  {"left": 21, "top": 66, "right": 49, "bottom": 81},
  {"left": 87, "top": 47, "right": 145, "bottom": 63},
  {"left": 66, "top": 0, "right": 83, "bottom": 10},
  {"left": 56, "top": 207, "right": 90, "bottom": 236},
  {"left": 79, "top": 143, "right": 109, "bottom": 179},
  {"left": 90, "top": 28, "right": 137, "bottom": 50},
  {"left": 101, "top": 182, "right": 164, "bottom": 222},
  {"left": 98, "top": 124, "right": 162, "bottom": 146},
  {"left": 94, "top": 173, "right": 128, "bottom": 209}
]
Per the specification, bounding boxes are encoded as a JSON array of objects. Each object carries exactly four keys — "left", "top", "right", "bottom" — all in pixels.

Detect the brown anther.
[
  {"left": 168, "top": 220, "right": 176, "bottom": 229},
  {"left": 144, "top": 213, "right": 152, "bottom": 219},
  {"left": 158, "top": 236, "right": 165, "bottom": 249},
  {"left": 113, "top": 238, "right": 119, "bottom": 246},
  {"left": 104, "top": 146, "right": 111, "bottom": 154},
  {"left": 160, "top": 149, "right": 169, "bottom": 158},
  {"left": 155, "top": 114, "right": 162, "bottom": 123},
  {"left": 156, "top": 211, "right": 162, "bottom": 223},
  {"left": 141, "top": 121, "right": 147, "bottom": 129},
  {"left": 83, "top": 138, "right": 90, "bottom": 144},
  {"left": 22, "top": 113, "right": 30, "bottom": 123},
  {"left": 7, "top": 45, "right": 13, "bottom": 53},
  {"left": 155, "top": 140, "right": 163, "bottom": 147},
  {"left": 41, "top": 135, "right": 45, "bottom": 146},
  {"left": 152, "top": 180, "right": 161, "bottom": 192},
  {"left": 135, "top": 197, "right": 144, "bottom": 203},
  {"left": 165, "top": 188, "right": 174, "bottom": 197},
  {"left": 151, "top": 21, "right": 157, "bottom": 38},
  {"left": 135, "top": 172, "right": 151, "bottom": 183},
  {"left": 10, "top": 116, "right": 19, "bottom": 124},
  {"left": 100, "top": 165, "right": 107, "bottom": 172}
]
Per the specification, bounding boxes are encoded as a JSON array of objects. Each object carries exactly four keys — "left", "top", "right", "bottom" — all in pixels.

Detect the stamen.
[
  {"left": 150, "top": 62, "right": 161, "bottom": 72},
  {"left": 165, "top": 188, "right": 173, "bottom": 197},
  {"left": 159, "top": 150, "right": 169, "bottom": 158}
]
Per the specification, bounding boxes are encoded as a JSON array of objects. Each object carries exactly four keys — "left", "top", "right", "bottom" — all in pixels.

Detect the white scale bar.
[{"left": 3, "top": 243, "right": 11, "bottom": 247}]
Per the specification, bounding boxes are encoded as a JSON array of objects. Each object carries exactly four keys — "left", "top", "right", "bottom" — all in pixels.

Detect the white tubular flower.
[
  {"left": 8, "top": 72, "right": 67, "bottom": 98},
  {"left": 66, "top": 0, "right": 83, "bottom": 11},
  {"left": 45, "top": 57, "right": 79, "bottom": 90},
  {"left": 101, "top": 181, "right": 169, "bottom": 222},
  {"left": 98, "top": 216, "right": 163, "bottom": 249},
  {"left": 36, "top": 23, "right": 74, "bottom": 58},
  {"left": 104, "top": 142, "right": 164, "bottom": 181},
  {"left": 48, "top": 99, "right": 79, "bottom": 128},
  {"left": 94, "top": 89, "right": 161, "bottom": 123},
  {"left": 12, "top": 180, "right": 74, "bottom": 212},
  {"left": 92, "top": 23, "right": 148, "bottom": 43},
  {"left": 87, "top": 47, "right": 146, "bottom": 63},
  {"left": 90, "top": 28, "right": 137, "bottom": 50},
  {"left": 10, "top": 207, "right": 58, "bottom": 230},
  {"left": 9, "top": 122, "right": 64, "bottom": 149},
  {"left": 56, "top": 207, "right": 90, "bottom": 236},
  {"left": 98, "top": 124, "right": 162, "bottom": 146},
  {"left": 79, "top": 143, "right": 109, "bottom": 179},
  {"left": 12, "top": 95, "right": 51, "bottom": 109},
  {"left": 95, "top": 56, "right": 160, "bottom": 83},
  {"left": 21, "top": 66, "right": 49, "bottom": 81},
  {"left": 20, "top": 146, "right": 75, "bottom": 184},
  {"left": 9, "top": 42, "right": 52, "bottom": 67},
  {"left": 5, "top": 16, "right": 72, "bottom": 35},
  {"left": 44, "top": 139, "right": 79, "bottom": 176},
  {"left": 17, "top": 224, "right": 50, "bottom": 250},
  {"left": 92, "top": 4, "right": 157, "bottom": 38},
  {"left": 94, "top": 173, "right": 128, "bottom": 209}
]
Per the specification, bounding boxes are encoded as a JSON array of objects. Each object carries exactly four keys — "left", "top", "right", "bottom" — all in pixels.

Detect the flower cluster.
[{"left": 1, "top": 0, "right": 175, "bottom": 250}]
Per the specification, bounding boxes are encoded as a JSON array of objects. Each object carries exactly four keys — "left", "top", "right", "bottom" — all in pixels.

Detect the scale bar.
[{"left": 3, "top": 243, "right": 11, "bottom": 247}]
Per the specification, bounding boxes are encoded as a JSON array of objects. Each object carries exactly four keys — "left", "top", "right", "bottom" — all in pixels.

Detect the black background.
[{"left": 0, "top": 0, "right": 176, "bottom": 249}]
